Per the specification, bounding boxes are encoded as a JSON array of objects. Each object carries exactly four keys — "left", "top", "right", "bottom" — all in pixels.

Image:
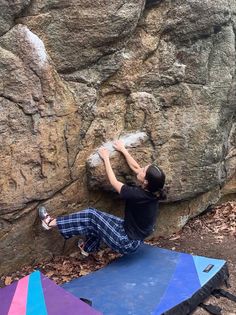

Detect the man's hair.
[{"left": 145, "top": 165, "right": 167, "bottom": 199}]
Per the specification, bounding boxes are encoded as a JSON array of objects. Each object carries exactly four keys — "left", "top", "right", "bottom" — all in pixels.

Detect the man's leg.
[
  {"left": 56, "top": 208, "right": 101, "bottom": 239},
  {"left": 39, "top": 207, "right": 141, "bottom": 254},
  {"left": 83, "top": 236, "right": 101, "bottom": 253},
  {"left": 72, "top": 208, "right": 141, "bottom": 255},
  {"left": 56, "top": 208, "right": 141, "bottom": 254}
]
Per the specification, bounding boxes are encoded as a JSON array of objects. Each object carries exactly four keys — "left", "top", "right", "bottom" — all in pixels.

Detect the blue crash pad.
[{"left": 62, "top": 244, "right": 227, "bottom": 315}]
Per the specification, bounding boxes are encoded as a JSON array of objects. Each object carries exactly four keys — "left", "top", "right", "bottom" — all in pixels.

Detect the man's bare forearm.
[
  {"left": 103, "top": 158, "right": 123, "bottom": 193},
  {"left": 121, "top": 148, "right": 141, "bottom": 174}
]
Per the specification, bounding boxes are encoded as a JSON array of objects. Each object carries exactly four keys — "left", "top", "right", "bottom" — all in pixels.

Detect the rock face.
[
  {"left": 0, "top": 0, "right": 235, "bottom": 275},
  {"left": 16, "top": 0, "right": 145, "bottom": 74}
]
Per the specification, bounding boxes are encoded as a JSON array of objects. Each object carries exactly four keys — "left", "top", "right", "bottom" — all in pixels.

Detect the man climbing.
[{"left": 39, "top": 140, "right": 166, "bottom": 256}]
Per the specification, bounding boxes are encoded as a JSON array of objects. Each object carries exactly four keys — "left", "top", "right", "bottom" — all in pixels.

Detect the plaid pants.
[{"left": 56, "top": 208, "right": 141, "bottom": 255}]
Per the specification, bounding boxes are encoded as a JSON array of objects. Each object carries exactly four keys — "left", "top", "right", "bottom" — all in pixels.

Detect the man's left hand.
[{"left": 98, "top": 147, "right": 110, "bottom": 161}]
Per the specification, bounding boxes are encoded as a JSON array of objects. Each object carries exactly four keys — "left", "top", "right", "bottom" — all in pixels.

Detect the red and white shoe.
[{"left": 38, "top": 206, "right": 54, "bottom": 230}]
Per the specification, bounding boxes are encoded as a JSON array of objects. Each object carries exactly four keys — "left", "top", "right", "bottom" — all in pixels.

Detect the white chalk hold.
[
  {"left": 88, "top": 131, "right": 148, "bottom": 167},
  {"left": 23, "top": 26, "right": 48, "bottom": 68}
]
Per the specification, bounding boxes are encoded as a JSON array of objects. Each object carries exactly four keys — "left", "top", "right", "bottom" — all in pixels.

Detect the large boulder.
[
  {"left": 0, "top": 24, "right": 94, "bottom": 275},
  {"left": 0, "top": 24, "right": 81, "bottom": 211},
  {"left": 0, "top": 0, "right": 235, "bottom": 275},
  {"left": 0, "top": 1, "right": 30, "bottom": 36},
  {"left": 16, "top": 0, "right": 145, "bottom": 75}
]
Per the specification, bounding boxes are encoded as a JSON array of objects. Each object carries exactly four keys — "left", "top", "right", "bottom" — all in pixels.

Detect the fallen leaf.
[
  {"left": 169, "top": 235, "right": 181, "bottom": 241},
  {"left": 80, "top": 270, "right": 90, "bottom": 276},
  {"left": 4, "top": 276, "right": 12, "bottom": 285}
]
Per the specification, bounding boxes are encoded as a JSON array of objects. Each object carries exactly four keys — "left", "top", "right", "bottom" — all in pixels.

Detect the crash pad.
[
  {"left": 62, "top": 244, "right": 228, "bottom": 315},
  {"left": 0, "top": 270, "right": 102, "bottom": 315}
]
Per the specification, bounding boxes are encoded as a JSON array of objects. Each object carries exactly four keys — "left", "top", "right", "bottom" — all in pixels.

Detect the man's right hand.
[
  {"left": 113, "top": 140, "right": 126, "bottom": 152},
  {"left": 114, "top": 139, "right": 141, "bottom": 174}
]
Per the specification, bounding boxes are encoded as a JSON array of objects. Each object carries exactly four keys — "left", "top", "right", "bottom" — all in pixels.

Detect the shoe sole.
[
  {"left": 78, "top": 241, "right": 89, "bottom": 257},
  {"left": 80, "top": 248, "right": 89, "bottom": 257}
]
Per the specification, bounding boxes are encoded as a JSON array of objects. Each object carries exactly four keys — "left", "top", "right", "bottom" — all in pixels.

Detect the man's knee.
[{"left": 87, "top": 208, "right": 99, "bottom": 218}]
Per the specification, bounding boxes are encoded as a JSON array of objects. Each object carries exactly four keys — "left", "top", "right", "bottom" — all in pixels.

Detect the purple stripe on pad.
[
  {"left": 0, "top": 281, "right": 18, "bottom": 315},
  {"left": 40, "top": 273, "right": 102, "bottom": 315}
]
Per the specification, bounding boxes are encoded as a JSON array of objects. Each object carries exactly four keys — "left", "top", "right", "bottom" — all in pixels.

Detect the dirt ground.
[{"left": 1, "top": 201, "right": 236, "bottom": 314}]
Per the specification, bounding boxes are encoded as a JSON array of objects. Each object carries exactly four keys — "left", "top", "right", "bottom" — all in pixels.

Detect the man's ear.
[{"left": 144, "top": 179, "right": 148, "bottom": 186}]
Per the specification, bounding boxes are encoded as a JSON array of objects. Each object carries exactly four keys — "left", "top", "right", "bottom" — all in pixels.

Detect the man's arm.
[
  {"left": 113, "top": 140, "right": 141, "bottom": 174},
  {"left": 98, "top": 147, "right": 124, "bottom": 193}
]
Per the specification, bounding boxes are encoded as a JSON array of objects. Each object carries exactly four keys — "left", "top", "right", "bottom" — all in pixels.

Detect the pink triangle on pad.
[{"left": 7, "top": 275, "right": 29, "bottom": 315}]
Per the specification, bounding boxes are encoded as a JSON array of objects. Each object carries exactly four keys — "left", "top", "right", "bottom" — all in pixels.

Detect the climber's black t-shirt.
[{"left": 120, "top": 184, "right": 159, "bottom": 240}]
